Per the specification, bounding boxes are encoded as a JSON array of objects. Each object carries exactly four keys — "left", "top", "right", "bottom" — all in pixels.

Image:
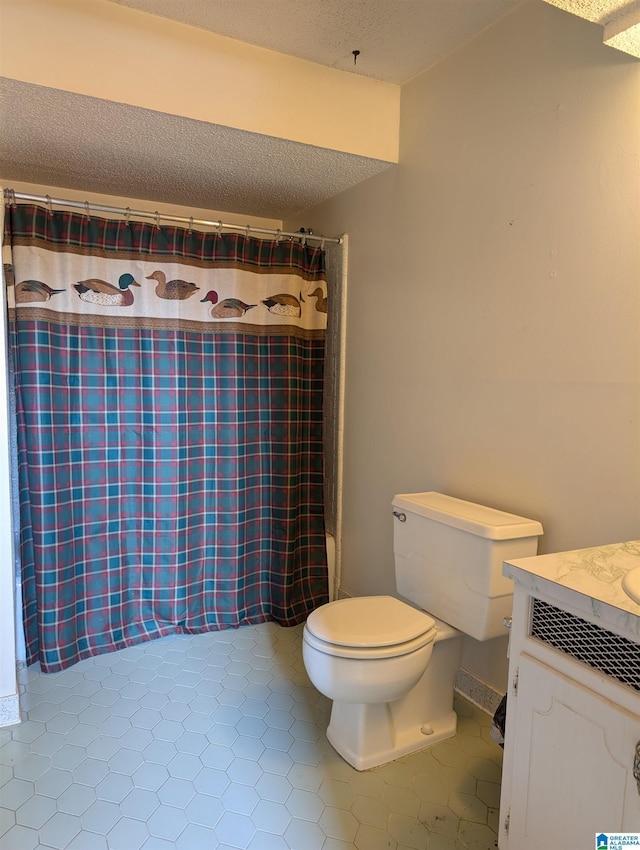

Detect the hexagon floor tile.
[{"left": 1, "top": 623, "right": 503, "bottom": 849}]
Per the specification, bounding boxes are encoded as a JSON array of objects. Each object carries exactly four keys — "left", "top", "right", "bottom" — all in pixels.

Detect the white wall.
[
  {"left": 0, "top": 200, "right": 18, "bottom": 725},
  {"left": 289, "top": 1, "right": 640, "bottom": 691}
]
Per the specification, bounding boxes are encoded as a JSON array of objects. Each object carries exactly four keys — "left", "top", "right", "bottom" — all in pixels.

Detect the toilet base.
[
  {"left": 325, "top": 624, "right": 463, "bottom": 771},
  {"left": 327, "top": 703, "right": 457, "bottom": 771}
]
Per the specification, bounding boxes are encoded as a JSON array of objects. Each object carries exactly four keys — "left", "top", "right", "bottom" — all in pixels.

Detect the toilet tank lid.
[
  {"left": 305, "top": 596, "right": 435, "bottom": 648},
  {"left": 392, "top": 492, "right": 544, "bottom": 540}
]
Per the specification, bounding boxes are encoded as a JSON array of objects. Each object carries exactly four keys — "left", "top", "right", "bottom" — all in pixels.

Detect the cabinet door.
[{"left": 507, "top": 653, "right": 640, "bottom": 849}]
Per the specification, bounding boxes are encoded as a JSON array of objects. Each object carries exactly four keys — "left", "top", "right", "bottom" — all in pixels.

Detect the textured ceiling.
[
  {"left": 543, "top": 0, "right": 639, "bottom": 24},
  {"left": 0, "top": 78, "right": 393, "bottom": 219},
  {"left": 108, "top": 0, "right": 638, "bottom": 82},
  {"left": 107, "top": 0, "right": 524, "bottom": 85},
  {"left": 2, "top": 0, "right": 635, "bottom": 220}
]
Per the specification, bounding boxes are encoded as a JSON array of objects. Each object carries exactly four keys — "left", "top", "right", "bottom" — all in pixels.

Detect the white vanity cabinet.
[{"left": 498, "top": 543, "right": 640, "bottom": 850}]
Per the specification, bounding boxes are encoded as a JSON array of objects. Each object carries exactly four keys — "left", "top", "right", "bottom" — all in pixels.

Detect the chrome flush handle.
[{"left": 393, "top": 511, "right": 406, "bottom": 522}]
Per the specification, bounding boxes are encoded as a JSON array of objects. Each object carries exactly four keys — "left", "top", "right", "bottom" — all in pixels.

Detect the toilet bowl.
[
  {"left": 302, "top": 595, "right": 462, "bottom": 770},
  {"left": 303, "top": 596, "right": 437, "bottom": 703},
  {"left": 302, "top": 492, "right": 543, "bottom": 770}
]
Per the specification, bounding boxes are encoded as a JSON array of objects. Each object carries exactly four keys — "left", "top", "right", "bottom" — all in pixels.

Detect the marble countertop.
[{"left": 503, "top": 539, "right": 640, "bottom": 638}]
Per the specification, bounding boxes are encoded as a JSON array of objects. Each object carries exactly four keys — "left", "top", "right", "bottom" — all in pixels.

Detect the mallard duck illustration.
[
  {"left": 309, "top": 287, "right": 327, "bottom": 313},
  {"left": 262, "top": 293, "right": 302, "bottom": 318},
  {"left": 73, "top": 273, "right": 140, "bottom": 307},
  {"left": 146, "top": 270, "right": 199, "bottom": 300},
  {"left": 201, "top": 290, "right": 256, "bottom": 318},
  {"left": 15, "top": 280, "right": 65, "bottom": 303}
]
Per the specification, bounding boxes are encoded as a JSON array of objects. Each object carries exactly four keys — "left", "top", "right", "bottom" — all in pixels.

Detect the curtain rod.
[{"left": 3, "top": 190, "right": 342, "bottom": 246}]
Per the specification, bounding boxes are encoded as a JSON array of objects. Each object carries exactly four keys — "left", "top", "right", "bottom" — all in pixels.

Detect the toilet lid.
[{"left": 305, "top": 596, "right": 435, "bottom": 648}]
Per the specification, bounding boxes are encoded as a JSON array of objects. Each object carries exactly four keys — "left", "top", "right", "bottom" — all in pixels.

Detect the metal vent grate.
[{"left": 530, "top": 598, "right": 640, "bottom": 692}]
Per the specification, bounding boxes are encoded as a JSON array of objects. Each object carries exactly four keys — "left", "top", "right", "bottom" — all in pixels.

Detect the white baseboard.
[
  {"left": 0, "top": 693, "right": 20, "bottom": 727},
  {"left": 454, "top": 667, "right": 502, "bottom": 716}
]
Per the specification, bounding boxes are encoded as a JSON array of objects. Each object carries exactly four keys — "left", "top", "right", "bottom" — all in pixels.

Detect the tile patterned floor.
[{"left": 0, "top": 622, "right": 502, "bottom": 850}]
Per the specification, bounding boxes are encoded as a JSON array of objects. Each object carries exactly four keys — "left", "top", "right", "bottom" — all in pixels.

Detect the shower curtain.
[{"left": 3, "top": 202, "right": 329, "bottom": 673}]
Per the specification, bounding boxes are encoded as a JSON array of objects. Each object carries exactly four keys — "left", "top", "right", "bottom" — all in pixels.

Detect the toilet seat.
[
  {"left": 303, "top": 626, "right": 436, "bottom": 660},
  {"left": 304, "top": 596, "right": 437, "bottom": 660}
]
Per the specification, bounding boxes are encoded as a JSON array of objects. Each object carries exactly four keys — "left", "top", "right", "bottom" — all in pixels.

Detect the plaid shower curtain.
[{"left": 3, "top": 202, "right": 328, "bottom": 673}]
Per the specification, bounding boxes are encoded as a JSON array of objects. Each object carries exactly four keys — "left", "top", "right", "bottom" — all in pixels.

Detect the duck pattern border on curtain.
[{"left": 3, "top": 203, "right": 329, "bottom": 673}]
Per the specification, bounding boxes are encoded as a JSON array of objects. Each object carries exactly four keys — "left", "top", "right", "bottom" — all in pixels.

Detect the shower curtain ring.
[
  {"left": 124, "top": 206, "right": 131, "bottom": 227},
  {"left": 84, "top": 201, "right": 91, "bottom": 221},
  {"left": 9, "top": 189, "right": 17, "bottom": 208},
  {"left": 46, "top": 195, "right": 53, "bottom": 217},
  {"left": 246, "top": 225, "right": 251, "bottom": 240},
  {"left": 188, "top": 216, "right": 193, "bottom": 234},
  {"left": 320, "top": 236, "right": 325, "bottom": 250},
  {"left": 154, "top": 211, "right": 160, "bottom": 230},
  {"left": 217, "top": 220, "right": 223, "bottom": 238},
  {"left": 274, "top": 229, "right": 281, "bottom": 244}
]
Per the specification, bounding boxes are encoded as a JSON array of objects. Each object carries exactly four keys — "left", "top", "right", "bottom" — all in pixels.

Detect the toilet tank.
[{"left": 393, "top": 492, "right": 543, "bottom": 641}]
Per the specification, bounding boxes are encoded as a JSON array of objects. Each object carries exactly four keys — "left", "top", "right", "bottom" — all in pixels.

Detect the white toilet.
[{"left": 302, "top": 492, "right": 543, "bottom": 770}]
